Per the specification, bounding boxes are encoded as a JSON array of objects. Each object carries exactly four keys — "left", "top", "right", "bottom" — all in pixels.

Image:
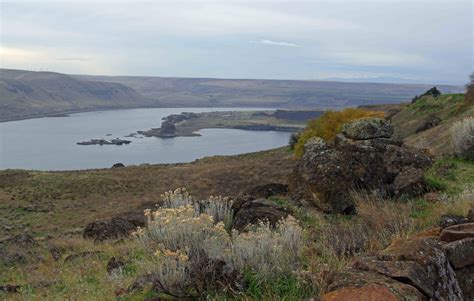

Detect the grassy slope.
[
  {"left": 0, "top": 148, "right": 296, "bottom": 240},
  {"left": 391, "top": 93, "right": 473, "bottom": 156}
]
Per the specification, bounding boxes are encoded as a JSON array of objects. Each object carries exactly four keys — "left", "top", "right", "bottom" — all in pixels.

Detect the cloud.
[{"left": 258, "top": 39, "right": 298, "bottom": 47}]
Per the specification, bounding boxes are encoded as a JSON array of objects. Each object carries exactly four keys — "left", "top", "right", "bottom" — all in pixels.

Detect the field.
[{"left": 0, "top": 148, "right": 296, "bottom": 240}]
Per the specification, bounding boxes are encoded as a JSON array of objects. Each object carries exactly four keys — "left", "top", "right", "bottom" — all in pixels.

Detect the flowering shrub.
[
  {"left": 159, "top": 188, "right": 233, "bottom": 226},
  {"left": 451, "top": 117, "right": 474, "bottom": 160},
  {"left": 134, "top": 189, "right": 305, "bottom": 297}
]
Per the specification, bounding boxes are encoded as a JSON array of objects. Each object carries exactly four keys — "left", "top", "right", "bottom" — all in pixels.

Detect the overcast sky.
[{"left": 0, "top": 0, "right": 472, "bottom": 84}]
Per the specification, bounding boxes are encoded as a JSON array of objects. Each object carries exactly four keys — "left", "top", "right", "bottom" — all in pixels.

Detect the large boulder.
[
  {"left": 289, "top": 118, "right": 433, "bottom": 213},
  {"left": 321, "top": 268, "right": 425, "bottom": 301},
  {"left": 231, "top": 196, "right": 291, "bottom": 231},
  {"left": 342, "top": 118, "right": 394, "bottom": 140},
  {"left": 83, "top": 217, "right": 137, "bottom": 242},
  {"left": 378, "top": 236, "right": 463, "bottom": 300},
  {"left": 439, "top": 223, "right": 474, "bottom": 243},
  {"left": 351, "top": 258, "right": 433, "bottom": 298},
  {"left": 443, "top": 238, "right": 474, "bottom": 269}
]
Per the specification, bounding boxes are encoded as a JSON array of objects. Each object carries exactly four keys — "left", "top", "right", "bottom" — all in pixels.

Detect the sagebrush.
[{"left": 134, "top": 189, "right": 306, "bottom": 297}]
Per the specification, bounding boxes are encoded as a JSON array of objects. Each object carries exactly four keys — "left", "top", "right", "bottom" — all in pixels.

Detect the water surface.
[{"left": 0, "top": 108, "right": 291, "bottom": 170}]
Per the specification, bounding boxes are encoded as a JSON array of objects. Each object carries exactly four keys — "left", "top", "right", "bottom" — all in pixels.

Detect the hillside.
[
  {"left": 77, "top": 74, "right": 464, "bottom": 108},
  {"left": 0, "top": 68, "right": 464, "bottom": 121},
  {"left": 0, "top": 69, "right": 155, "bottom": 121},
  {"left": 391, "top": 93, "right": 474, "bottom": 156}
]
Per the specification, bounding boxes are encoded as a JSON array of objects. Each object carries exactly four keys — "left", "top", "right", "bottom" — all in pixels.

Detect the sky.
[{"left": 0, "top": 0, "right": 472, "bottom": 84}]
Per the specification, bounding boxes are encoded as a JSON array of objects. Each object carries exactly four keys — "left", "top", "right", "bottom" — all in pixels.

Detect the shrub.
[
  {"left": 451, "top": 117, "right": 474, "bottom": 160},
  {"left": 294, "top": 108, "right": 384, "bottom": 157},
  {"left": 134, "top": 189, "right": 306, "bottom": 298},
  {"left": 289, "top": 132, "right": 300, "bottom": 150}
]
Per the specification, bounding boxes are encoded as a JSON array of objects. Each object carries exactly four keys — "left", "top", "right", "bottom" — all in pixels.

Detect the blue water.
[{"left": 0, "top": 108, "right": 292, "bottom": 170}]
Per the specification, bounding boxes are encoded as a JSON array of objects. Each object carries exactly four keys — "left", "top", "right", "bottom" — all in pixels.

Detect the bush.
[
  {"left": 451, "top": 117, "right": 474, "bottom": 160},
  {"left": 134, "top": 189, "right": 306, "bottom": 298},
  {"left": 289, "top": 132, "right": 300, "bottom": 150},
  {"left": 294, "top": 108, "right": 384, "bottom": 157}
]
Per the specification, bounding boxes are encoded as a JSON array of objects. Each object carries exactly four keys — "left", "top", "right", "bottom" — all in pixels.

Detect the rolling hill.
[
  {"left": 0, "top": 69, "right": 154, "bottom": 121},
  {"left": 0, "top": 68, "right": 464, "bottom": 121}
]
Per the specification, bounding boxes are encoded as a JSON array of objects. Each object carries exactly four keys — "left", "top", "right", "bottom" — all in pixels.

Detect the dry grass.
[{"left": 0, "top": 147, "right": 295, "bottom": 239}]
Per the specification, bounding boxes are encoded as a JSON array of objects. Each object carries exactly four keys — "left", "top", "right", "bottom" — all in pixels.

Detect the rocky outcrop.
[
  {"left": 322, "top": 210, "right": 474, "bottom": 300},
  {"left": 83, "top": 217, "right": 138, "bottom": 242},
  {"left": 289, "top": 118, "right": 433, "bottom": 213},
  {"left": 231, "top": 196, "right": 291, "bottom": 231}
]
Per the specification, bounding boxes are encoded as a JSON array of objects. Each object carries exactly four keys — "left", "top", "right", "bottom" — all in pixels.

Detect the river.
[{"left": 0, "top": 108, "right": 292, "bottom": 170}]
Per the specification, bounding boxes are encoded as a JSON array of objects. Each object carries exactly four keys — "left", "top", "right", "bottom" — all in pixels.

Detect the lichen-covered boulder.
[
  {"left": 342, "top": 118, "right": 394, "bottom": 140},
  {"left": 289, "top": 119, "right": 432, "bottom": 213}
]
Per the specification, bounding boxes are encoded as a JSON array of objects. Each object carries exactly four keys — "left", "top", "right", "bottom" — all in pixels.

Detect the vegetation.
[
  {"left": 293, "top": 108, "right": 384, "bottom": 157},
  {"left": 451, "top": 117, "right": 474, "bottom": 160},
  {"left": 134, "top": 189, "right": 305, "bottom": 298},
  {"left": 0, "top": 155, "right": 473, "bottom": 300}
]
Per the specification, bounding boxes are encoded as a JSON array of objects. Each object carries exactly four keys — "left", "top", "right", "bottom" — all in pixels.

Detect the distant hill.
[
  {"left": 0, "top": 69, "right": 153, "bottom": 121},
  {"left": 0, "top": 68, "right": 464, "bottom": 121},
  {"left": 76, "top": 74, "right": 464, "bottom": 108}
]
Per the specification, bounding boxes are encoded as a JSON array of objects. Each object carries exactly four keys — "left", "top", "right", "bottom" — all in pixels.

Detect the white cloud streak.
[{"left": 258, "top": 39, "right": 298, "bottom": 47}]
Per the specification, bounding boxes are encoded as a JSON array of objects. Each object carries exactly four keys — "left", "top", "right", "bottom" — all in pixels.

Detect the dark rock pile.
[
  {"left": 289, "top": 118, "right": 433, "bottom": 214},
  {"left": 322, "top": 208, "right": 474, "bottom": 300}
]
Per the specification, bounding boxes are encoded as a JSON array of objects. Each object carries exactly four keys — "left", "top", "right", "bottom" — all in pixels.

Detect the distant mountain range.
[{"left": 0, "top": 68, "right": 465, "bottom": 121}]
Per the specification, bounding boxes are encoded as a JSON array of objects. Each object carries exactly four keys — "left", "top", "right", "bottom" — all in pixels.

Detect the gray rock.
[{"left": 342, "top": 118, "right": 394, "bottom": 140}]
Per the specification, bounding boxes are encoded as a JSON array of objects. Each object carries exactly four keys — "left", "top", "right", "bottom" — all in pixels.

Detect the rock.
[
  {"left": 83, "top": 217, "right": 137, "bottom": 242},
  {"left": 443, "top": 238, "right": 474, "bottom": 268},
  {"left": 439, "top": 223, "right": 474, "bottom": 243},
  {"left": 392, "top": 167, "right": 427, "bottom": 198},
  {"left": 0, "top": 284, "right": 21, "bottom": 293},
  {"left": 351, "top": 259, "right": 433, "bottom": 298},
  {"left": 243, "top": 183, "right": 288, "bottom": 198},
  {"left": 342, "top": 118, "right": 394, "bottom": 140},
  {"left": 454, "top": 265, "right": 474, "bottom": 300},
  {"left": 289, "top": 120, "right": 432, "bottom": 213},
  {"left": 0, "top": 233, "right": 41, "bottom": 265},
  {"left": 128, "top": 273, "right": 160, "bottom": 292},
  {"left": 231, "top": 196, "right": 291, "bottom": 231},
  {"left": 423, "top": 192, "right": 443, "bottom": 203},
  {"left": 112, "top": 163, "right": 125, "bottom": 168},
  {"left": 322, "top": 269, "right": 425, "bottom": 301},
  {"left": 439, "top": 215, "right": 469, "bottom": 228},
  {"left": 413, "top": 227, "right": 442, "bottom": 238},
  {"left": 107, "top": 256, "right": 126, "bottom": 274},
  {"left": 158, "top": 121, "right": 176, "bottom": 137},
  {"left": 378, "top": 236, "right": 463, "bottom": 300},
  {"left": 468, "top": 208, "right": 474, "bottom": 222},
  {"left": 64, "top": 251, "right": 103, "bottom": 263},
  {"left": 49, "top": 246, "right": 62, "bottom": 261}
]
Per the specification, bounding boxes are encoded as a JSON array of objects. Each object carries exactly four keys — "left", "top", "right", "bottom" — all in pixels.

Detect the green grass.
[
  {"left": 424, "top": 157, "right": 474, "bottom": 195},
  {"left": 408, "top": 94, "right": 465, "bottom": 117}
]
